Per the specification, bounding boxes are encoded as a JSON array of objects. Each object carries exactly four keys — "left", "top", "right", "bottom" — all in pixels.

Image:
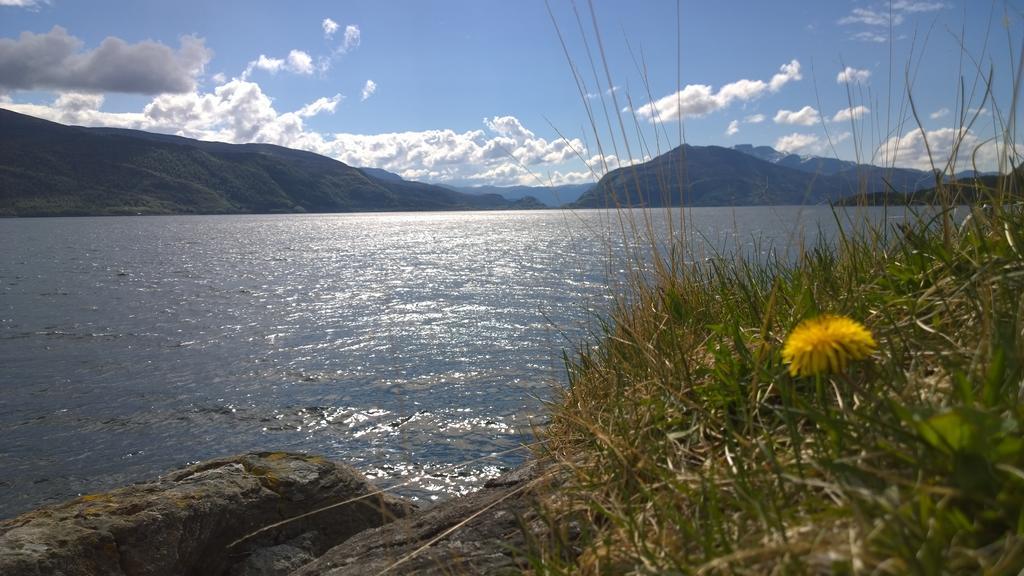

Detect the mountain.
[
  {"left": 573, "top": 144, "right": 838, "bottom": 207},
  {"left": 358, "top": 167, "right": 406, "bottom": 182},
  {"left": 573, "top": 143, "right": 943, "bottom": 208},
  {"left": 733, "top": 143, "right": 858, "bottom": 175},
  {"left": 733, "top": 143, "right": 936, "bottom": 197},
  {"left": 836, "top": 170, "right": 1023, "bottom": 206},
  {"left": 445, "top": 183, "right": 593, "bottom": 207},
  {"left": 0, "top": 109, "right": 535, "bottom": 217}
]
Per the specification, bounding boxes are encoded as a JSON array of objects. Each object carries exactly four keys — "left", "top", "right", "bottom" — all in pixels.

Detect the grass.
[
  {"left": 522, "top": 3, "right": 1024, "bottom": 571},
  {"left": 528, "top": 184, "right": 1024, "bottom": 573}
]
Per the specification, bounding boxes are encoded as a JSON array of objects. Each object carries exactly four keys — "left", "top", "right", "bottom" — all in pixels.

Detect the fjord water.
[{"left": 0, "top": 207, "right": 902, "bottom": 518}]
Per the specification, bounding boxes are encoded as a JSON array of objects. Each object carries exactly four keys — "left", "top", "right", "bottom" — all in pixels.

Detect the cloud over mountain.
[
  {"left": 0, "top": 26, "right": 211, "bottom": 94},
  {"left": 773, "top": 105, "right": 820, "bottom": 126},
  {"left": 635, "top": 60, "right": 802, "bottom": 122},
  {"left": 0, "top": 78, "right": 586, "bottom": 186}
]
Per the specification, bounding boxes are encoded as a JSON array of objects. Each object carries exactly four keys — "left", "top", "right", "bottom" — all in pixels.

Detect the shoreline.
[{"left": 0, "top": 451, "right": 541, "bottom": 575}]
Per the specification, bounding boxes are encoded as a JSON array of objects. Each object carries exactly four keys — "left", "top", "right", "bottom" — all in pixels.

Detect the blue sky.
[{"left": 1, "top": 0, "right": 1019, "bottom": 185}]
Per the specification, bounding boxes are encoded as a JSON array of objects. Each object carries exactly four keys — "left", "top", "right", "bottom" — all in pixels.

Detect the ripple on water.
[{"left": 0, "top": 207, "right": 890, "bottom": 517}]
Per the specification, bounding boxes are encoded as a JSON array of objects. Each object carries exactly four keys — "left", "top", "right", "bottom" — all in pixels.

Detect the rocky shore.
[{"left": 0, "top": 452, "right": 545, "bottom": 576}]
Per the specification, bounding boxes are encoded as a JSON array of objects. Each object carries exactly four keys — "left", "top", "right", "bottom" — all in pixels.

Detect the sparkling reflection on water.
[{"left": 0, "top": 206, "right": 910, "bottom": 518}]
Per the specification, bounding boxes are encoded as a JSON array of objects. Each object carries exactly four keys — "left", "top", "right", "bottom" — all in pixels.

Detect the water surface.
[{"left": 0, "top": 206, "right": 911, "bottom": 518}]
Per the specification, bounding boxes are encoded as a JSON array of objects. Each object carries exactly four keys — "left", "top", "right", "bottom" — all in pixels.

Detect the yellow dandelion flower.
[{"left": 782, "top": 314, "right": 876, "bottom": 377}]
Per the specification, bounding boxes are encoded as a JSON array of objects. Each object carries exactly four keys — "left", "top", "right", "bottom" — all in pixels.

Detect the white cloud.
[
  {"left": 832, "top": 105, "right": 871, "bottom": 123},
  {"left": 839, "top": 8, "right": 903, "bottom": 27},
  {"left": 286, "top": 50, "right": 314, "bottom": 74},
  {"left": 876, "top": 126, "right": 1010, "bottom": 172},
  {"left": 840, "top": 2, "right": 947, "bottom": 42},
  {"left": 243, "top": 50, "right": 316, "bottom": 78},
  {"left": 852, "top": 31, "right": 888, "bottom": 43},
  {"left": 247, "top": 55, "right": 284, "bottom": 75},
  {"left": 775, "top": 132, "right": 822, "bottom": 154},
  {"left": 1, "top": 90, "right": 144, "bottom": 127},
  {"left": 635, "top": 59, "right": 801, "bottom": 123},
  {"left": 744, "top": 113, "right": 765, "bottom": 123},
  {"left": 296, "top": 93, "right": 342, "bottom": 117},
  {"left": 774, "top": 105, "right": 821, "bottom": 126},
  {"left": 837, "top": 66, "right": 871, "bottom": 84},
  {"left": 343, "top": 25, "right": 361, "bottom": 52},
  {"left": 0, "top": 26, "right": 211, "bottom": 94},
  {"left": 361, "top": 79, "right": 377, "bottom": 101},
  {"left": 769, "top": 59, "right": 803, "bottom": 91},
  {"left": 725, "top": 120, "right": 740, "bottom": 136},
  {"left": 891, "top": 1, "right": 947, "bottom": 13},
  {"left": 322, "top": 18, "right": 339, "bottom": 38},
  {"left": 929, "top": 107, "right": 950, "bottom": 119},
  {"left": 0, "top": 0, "right": 43, "bottom": 6},
  {"left": 547, "top": 170, "right": 593, "bottom": 185}
]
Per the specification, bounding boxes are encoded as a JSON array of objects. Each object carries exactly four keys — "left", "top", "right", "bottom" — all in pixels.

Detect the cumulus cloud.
[
  {"left": 296, "top": 93, "right": 342, "bottom": 117},
  {"left": 775, "top": 132, "right": 822, "bottom": 154},
  {"left": 286, "top": 50, "right": 314, "bottom": 74},
  {"left": 773, "top": 105, "right": 821, "bottom": 126},
  {"left": 837, "top": 66, "right": 870, "bottom": 84},
  {"left": 930, "top": 107, "right": 950, "bottom": 119},
  {"left": 322, "top": 18, "right": 339, "bottom": 38},
  {"left": 343, "top": 25, "right": 361, "bottom": 52},
  {"left": 745, "top": 113, "right": 765, "bottom": 123},
  {"left": 361, "top": 79, "right": 376, "bottom": 101},
  {"left": 725, "top": 119, "right": 740, "bottom": 136},
  {"left": 832, "top": 105, "right": 870, "bottom": 123},
  {"left": 1, "top": 90, "right": 144, "bottom": 127},
  {"left": 0, "top": 26, "right": 211, "bottom": 94},
  {"left": 546, "top": 170, "right": 594, "bottom": 185},
  {"left": 247, "top": 55, "right": 284, "bottom": 74},
  {"left": 769, "top": 60, "right": 802, "bottom": 91},
  {"left": 876, "top": 126, "right": 1010, "bottom": 172},
  {"left": 242, "top": 49, "right": 316, "bottom": 78},
  {"left": 634, "top": 59, "right": 801, "bottom": 123},
  {"left": 0, "top": 0, "right": 44, "bottom": 6}
]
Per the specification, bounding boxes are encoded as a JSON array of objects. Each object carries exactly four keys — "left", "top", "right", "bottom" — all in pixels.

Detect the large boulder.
[
  {"left": 0, "top": 452, "right": 413, "bottom": 576},
  {"left": 289, "top": 461, "right": 547, "bottom": 576}
]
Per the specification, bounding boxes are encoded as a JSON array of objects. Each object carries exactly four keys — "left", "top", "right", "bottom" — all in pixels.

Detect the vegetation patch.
[{"left": 530, "top": 187, "right": 1024, "bottom": 573}]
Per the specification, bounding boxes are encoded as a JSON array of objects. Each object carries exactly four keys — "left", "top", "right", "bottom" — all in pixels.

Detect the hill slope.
[
  {"left": 573, "top": 145, "right": 837, "bottom": 207},
  {"left": 0, "top": 109, "right": 530, "bottom": 217},
  {"left": 573, "top": 144, "right": 940, "bottom": 208}
]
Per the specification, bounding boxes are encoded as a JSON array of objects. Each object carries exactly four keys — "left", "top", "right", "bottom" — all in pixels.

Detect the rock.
[
  {"left": 289, "top": 461, "right": 549, "bottom": 576},
  {"left": 0, "top": 452, "right": 414, "bottom": 576},
  {"left": 229, "top": 532, "right": 317, "bottom": 576}
]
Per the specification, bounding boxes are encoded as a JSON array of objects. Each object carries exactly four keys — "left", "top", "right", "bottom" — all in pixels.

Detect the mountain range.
[
  {"left": 572, "top": 143, "right": 946, "bottom": 208},
  {"left": 0, "top": 109, "right": 541, "bottom": 217},
  {"left": 443, "top": 183, "right": 594, "bottom": 207},
  {"left": 1, "top": 108, "right": 998, "bottom": 216},
  {"left": 353, "top": 168, "right": 592, "bottom": 207}
]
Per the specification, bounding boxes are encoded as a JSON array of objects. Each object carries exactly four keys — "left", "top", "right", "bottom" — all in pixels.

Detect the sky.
[{"left": 1, "top": 0, "right": 1021, "bottom": 186}]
